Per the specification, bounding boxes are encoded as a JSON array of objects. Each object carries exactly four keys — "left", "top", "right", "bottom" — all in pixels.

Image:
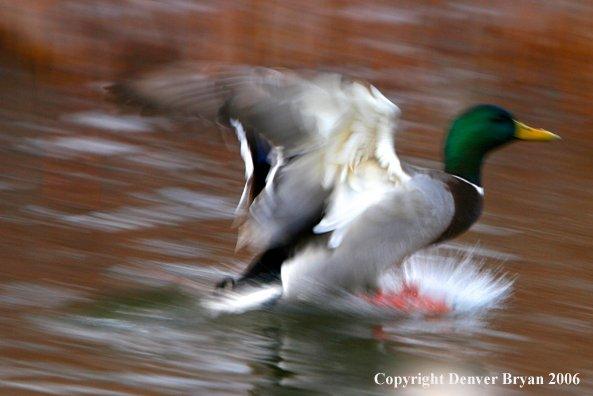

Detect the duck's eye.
[{"left": 491, "top": 115, "right": 507, "bottom": 123}]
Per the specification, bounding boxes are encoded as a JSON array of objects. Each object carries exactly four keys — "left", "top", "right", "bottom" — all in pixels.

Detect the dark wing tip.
[
  {"left": 104, "top": 81, "right": 162, "bottom": 116},
  {"left": 103, "top": 62, "right": 253, "bottom": 119}
]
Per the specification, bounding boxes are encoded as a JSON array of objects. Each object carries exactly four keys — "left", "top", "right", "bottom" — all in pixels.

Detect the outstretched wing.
[
  {"left": 109, "top": 64, "right": 322, "bottom": 156},
  {"left": 108, "top": 64, "right": 407, "bottom": 252},
  {"left": 109, "top": 64, "right": 404, "bottom": 165}
]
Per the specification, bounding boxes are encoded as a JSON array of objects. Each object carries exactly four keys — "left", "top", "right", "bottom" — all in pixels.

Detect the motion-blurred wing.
[
  {"left": 109, "top": 64, "right": 408, "bottom": 251},
  {"left": 108, "top": 64, "right": 403, "bottom": 163},
  {"left": 109, "top": 64, "right": 323, "bottom": 156}
]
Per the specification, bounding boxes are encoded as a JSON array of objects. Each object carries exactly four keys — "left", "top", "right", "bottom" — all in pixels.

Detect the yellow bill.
[{"left": 514, "top": 120, "right": 561, "bottom": 141}]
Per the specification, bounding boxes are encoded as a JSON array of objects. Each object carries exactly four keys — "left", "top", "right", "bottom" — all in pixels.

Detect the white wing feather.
[{"left": 292, "top": 78, "right": 409, "bottom": 248}]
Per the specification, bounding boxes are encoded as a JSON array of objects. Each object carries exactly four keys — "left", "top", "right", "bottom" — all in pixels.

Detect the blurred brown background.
[
  {"left": 2, "top": 0, "right": 593, "bottom": 181},
  {"left": 0, "top": 1, "right": 592, "bottom": 395}
]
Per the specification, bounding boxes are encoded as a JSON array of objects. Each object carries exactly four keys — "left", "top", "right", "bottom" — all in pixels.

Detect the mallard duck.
[{"left": 110, "top": 65, "right": 559, "bottom": 299}]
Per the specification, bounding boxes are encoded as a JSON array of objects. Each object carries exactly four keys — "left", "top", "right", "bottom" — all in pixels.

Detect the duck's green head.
[{"left": 444, "top": 104, "right": 560, "bottom": 186}]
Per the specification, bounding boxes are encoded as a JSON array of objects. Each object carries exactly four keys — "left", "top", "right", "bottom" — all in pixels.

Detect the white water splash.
[{"left": 379, "top": 248, "right": 514, "bottom": 314}]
